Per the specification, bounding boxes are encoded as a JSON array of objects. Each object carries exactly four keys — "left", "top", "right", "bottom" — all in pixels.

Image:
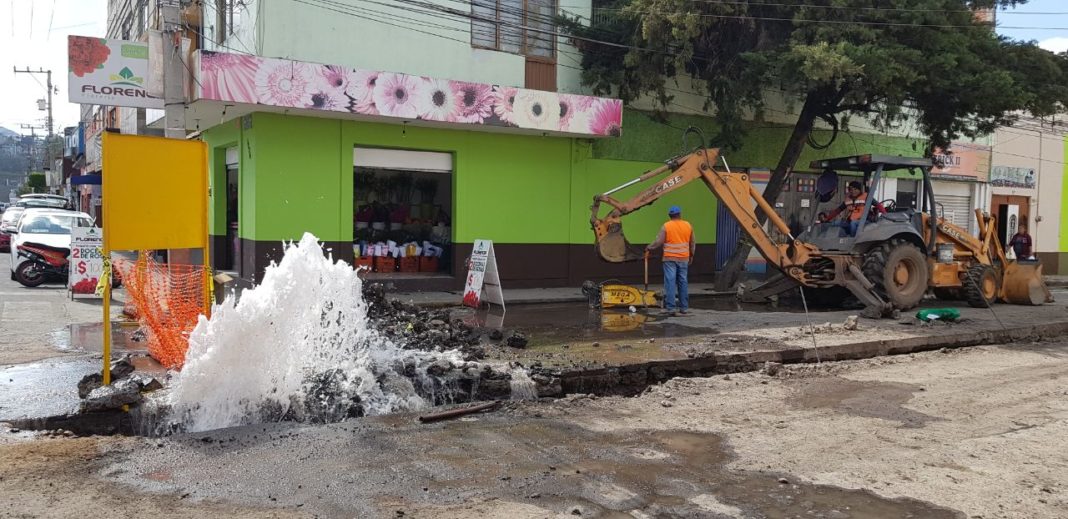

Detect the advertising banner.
[
  {"left": 931, "top": 143, "right": 991, "bottom": 182},
  {"left": 69, "top": 226, "right": 104, "bottom": 297},
  {"left": 462, "top": 239, "right": 504, "bottom": 309},
  {"left": 68, "top": 36, "right": 163, "bottom": 109},
  {"left": 990, "top": 166, "right": 1036, "bottom": 189}
]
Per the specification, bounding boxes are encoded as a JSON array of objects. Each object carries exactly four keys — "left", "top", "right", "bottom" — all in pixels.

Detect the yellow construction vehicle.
[{"left": 590, "top": 129, "right": 1051, "bottom": 317}]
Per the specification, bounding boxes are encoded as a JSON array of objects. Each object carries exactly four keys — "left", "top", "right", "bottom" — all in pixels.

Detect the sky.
[
  {"left": 0, "top": 0, "right": 107, "bottom": 136},
  {"left": 0, "top": 0, "right": 1065, "bottom": 137},
  {"left": 998, "top": 0, "right": 1068, "bottom": 52}
]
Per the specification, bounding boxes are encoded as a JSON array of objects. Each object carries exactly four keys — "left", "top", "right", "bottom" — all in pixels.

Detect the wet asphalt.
[{"left": 104, "top": 408, "right": 961, "bottom": 518}]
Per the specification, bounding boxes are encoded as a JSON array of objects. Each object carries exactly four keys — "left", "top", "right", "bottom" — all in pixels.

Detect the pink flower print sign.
[{"left": 197, "top": 51, "right": 622, "bottom": 136}]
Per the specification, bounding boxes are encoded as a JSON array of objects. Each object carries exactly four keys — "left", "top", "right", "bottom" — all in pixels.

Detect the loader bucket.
[
  {"left": 595, "top": 221, "right": 644, "bottom": 263},
  {"left": 1000, "top": 261, "right": 1054, "bottom": 305}
]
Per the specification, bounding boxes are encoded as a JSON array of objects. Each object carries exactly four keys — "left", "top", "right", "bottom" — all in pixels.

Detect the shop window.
[{"left": 353, "top": 148, "right": 452, "bottom": 277}]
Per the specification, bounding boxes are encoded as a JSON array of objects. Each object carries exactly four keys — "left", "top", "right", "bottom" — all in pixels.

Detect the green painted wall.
[
  {"left": 210, "top": 113, "right": 717, "bottom": 248},
  {"left": 597, "top": 109, "right": 923, "bottom": 177},
  {"left": 211, "top": 109, "right": 920, "bottom": 253},
  {"left": 340, "top": 120, "right": 576, "bottom": 244},
  {"left": 202, "top": 119, "right": 240, "bottom": 236}
]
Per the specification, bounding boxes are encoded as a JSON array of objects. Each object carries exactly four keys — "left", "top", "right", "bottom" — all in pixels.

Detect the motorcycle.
[{"left": 14, "top": 242, "right": 70, "bottom": 287}]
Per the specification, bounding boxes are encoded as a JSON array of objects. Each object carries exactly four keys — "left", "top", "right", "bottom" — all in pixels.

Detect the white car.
[{"left": 8, "top": 208, "right": 94, "bottom": 278}]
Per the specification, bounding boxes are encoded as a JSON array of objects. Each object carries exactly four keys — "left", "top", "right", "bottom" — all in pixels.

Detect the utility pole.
[
  {"left": 13, "top": 67, "right": 54, "bottom": 169},
  {"left": 161, "top": 1, "right": 185, "bottom": 139}
]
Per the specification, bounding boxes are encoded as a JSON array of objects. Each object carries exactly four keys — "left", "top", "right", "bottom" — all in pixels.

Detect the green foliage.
[
  {"left": 19, "top": 173, "right": 47, "bottom": 195},
  {"left": 562, "top": 0, "right": 1064, "bottom": 150}
]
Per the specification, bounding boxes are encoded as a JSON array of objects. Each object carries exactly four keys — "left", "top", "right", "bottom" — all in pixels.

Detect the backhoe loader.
[{"left": 590, "top": 138, "right": 1051, "bottom": 317}]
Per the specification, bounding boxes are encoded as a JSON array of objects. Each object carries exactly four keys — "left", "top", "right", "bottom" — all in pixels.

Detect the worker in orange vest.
[
  {"left": 646, "top": 205, "right": 695, "bottom": 316},
  {"left": 821, "top": 180, "right": 885, "bottom": 237}
]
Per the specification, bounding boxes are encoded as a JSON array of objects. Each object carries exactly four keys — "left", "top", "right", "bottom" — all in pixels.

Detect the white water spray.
[
  {"left": 169, "top": 233, "right": 463, "bottom": 432},
  {"left": 508, "top": 369, "right": 538, "bottom": 401}
]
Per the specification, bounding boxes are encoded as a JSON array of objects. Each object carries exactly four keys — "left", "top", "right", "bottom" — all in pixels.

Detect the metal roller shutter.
[{"left": 937, "top": 194, "right": 975, "bottom": 235}]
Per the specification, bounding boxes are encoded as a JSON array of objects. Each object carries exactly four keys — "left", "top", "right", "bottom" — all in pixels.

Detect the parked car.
[
  {"left": 15, "top": 197, "right": 72, "bottom": 210},
  {"left": 7, "top": 208, "right": 94, "bottom": 281},
  {"left": 0, "top": 206, "right": 26, "bottom": 252}
]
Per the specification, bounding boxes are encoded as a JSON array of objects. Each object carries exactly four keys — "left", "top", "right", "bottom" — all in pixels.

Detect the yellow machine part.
[
  {"left": 600, "top": 311, "right": 649, "bottom": 332},
  {"left": 1000, "top": 261, "right": 1054, "bottom": 305},
  {"left": 600, "top": 284, "right": 658, "bottom": 308}
]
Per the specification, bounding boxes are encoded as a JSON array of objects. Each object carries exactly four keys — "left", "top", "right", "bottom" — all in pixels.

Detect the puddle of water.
[
  {"left": 369, "top": 419, "right": 962, "bottom": 517},
  {"left": 791, "top": 377, "right": 940, "bottom": 428},
  {"left": 457, "top": 303, "right": 717, "bottom": 347},
  {"left": 0, "top": 358, "right": 97, "bottom": 421},
  {"left": 50, "top": 322, "right": 144, "bottom": 354}
]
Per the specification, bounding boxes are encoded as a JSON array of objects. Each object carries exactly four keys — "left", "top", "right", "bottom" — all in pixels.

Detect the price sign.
[{"left": 69, "top": 227, "right": 104, "bottom": 297}]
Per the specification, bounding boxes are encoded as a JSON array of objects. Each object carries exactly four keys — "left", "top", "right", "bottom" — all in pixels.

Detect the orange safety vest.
[
  {"left": 662, "top": 219, "right": 693, "bottom": 260},
  {"left": 846, "top": 192, "right": 868, "bottom": 221}
]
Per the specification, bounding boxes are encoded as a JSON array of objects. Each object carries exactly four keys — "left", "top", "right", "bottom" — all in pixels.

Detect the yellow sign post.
[{"left": 100, "top": 132, "right": 209, "bottom": 383}]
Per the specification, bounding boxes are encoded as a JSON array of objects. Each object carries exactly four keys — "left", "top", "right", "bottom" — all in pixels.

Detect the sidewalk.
[
  {"left": 390, "top": 276, "right": 1068, "bottom": 307},
  {"left": 387, "top": 282, "right": 731, "bottom": 307}
]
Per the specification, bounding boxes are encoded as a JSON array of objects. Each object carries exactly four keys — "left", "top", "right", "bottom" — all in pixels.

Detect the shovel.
[{"left": 644, "top": 250, "right": 650, "bottom": 307}]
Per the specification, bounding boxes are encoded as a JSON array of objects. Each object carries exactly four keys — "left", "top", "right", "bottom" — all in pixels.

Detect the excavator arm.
[{"left": 590, "top": 148, "right": 820, "bottom": 286}]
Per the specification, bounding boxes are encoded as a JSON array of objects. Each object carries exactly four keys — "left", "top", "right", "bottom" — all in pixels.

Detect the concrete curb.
[{"left": 547, "top": 320, "right": 1068, "bottom": 396}]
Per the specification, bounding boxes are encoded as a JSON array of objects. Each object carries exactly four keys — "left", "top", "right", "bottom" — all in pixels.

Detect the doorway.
[
  {"left": 223, "top": 146, "right": 240, "bottom": 274},
  {"left": 991, "top": 194, "right": 1030, "bottom": 247},
  {"left": 353, "top": 147, "right": 453, "bottom": 278}
]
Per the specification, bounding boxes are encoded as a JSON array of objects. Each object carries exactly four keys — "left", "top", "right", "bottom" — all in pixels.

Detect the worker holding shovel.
[{"left": 646, "top": 205, "right": 695, "bottom": 316}]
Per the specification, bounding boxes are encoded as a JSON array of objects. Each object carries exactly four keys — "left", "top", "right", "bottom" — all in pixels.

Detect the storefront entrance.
[{"left": 353, "top": 148, "right": 453, "bottom": 279}]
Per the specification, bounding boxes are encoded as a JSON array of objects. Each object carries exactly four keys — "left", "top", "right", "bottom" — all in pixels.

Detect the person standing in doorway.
[
  {"left": 647, "top": 205, "right": 695, "bottom": 316},
  {"left": 1008, "top": 223, "right": 1033, "bottom": 260}
]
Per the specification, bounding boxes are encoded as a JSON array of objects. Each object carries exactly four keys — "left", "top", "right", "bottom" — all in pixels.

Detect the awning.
[{"left": 71, "top": 174, "right": 102, "bottom": 185}]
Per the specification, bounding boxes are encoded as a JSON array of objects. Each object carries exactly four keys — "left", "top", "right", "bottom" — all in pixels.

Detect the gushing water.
[
  {"left": 169, "top": 233, "right": 464, "bottom": 432},
  {"left": 509, "top": 369, "right": 538, "bottom": 401}
]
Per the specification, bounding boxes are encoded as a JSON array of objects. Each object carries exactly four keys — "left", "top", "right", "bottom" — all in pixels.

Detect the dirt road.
[{"left": 1, "top": 341, "right": 1065, "bottom": 518}]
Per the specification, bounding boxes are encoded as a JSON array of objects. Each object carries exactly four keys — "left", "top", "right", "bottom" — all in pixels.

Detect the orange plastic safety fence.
[{"left": 113, "top": 256, "right": 208, "bottom": 369}]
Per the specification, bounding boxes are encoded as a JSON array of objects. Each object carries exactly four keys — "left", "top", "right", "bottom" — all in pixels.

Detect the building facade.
[{"left": 183, "top": 0, "right": 953, "bottom": 289}]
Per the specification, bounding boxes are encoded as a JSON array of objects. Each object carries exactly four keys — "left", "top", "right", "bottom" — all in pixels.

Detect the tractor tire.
[
  {"left": 862, "top": 239, "right": 929, "bottom": 310},
  {"left": 932, "top": 287, "right": 962, "bottom": 301},
  {"left": 964, "top": 264, "right": 999, "bottom": 308}
]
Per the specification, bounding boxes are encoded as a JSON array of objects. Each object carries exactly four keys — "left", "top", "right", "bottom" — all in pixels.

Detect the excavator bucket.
[
  {"left": 594, "top": 221, "right": 644, "bottom": 263},
  {"left": 1000, "top": 261, "right": 1054, "bottom": 305}
]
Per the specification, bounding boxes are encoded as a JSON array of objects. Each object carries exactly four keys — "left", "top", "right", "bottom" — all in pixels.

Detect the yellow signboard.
[{"left": 102, "top": 132, "right": 208, "bottom": 250}]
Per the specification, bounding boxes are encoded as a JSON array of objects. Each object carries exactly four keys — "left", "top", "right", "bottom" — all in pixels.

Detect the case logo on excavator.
[
  {"left": 941, "top": 224, "right": 965, "bottom": 242},
  {"left": 654, "top": 175, "right": 684, "bottom": 195}
]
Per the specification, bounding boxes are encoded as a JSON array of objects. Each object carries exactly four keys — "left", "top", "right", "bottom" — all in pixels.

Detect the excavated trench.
[{"left": 9, "top": 287, "right": 797, "bottom": 437}]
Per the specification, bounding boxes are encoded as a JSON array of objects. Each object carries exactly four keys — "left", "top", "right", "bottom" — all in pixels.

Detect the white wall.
[
  {"left": 990, "top": 121, "right": 1068, "bottom": 253},
  {"left": 204, "top": 0, "right": 591, "bottom": 93}
]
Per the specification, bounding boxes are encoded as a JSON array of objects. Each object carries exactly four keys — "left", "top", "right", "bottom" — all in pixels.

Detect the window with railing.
[{"left": 471, "top": 0, "right": 556, "bottom": 60}]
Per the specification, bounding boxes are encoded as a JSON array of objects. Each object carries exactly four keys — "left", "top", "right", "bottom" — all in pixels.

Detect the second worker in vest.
[{"left": 646, "top": 205, "right": 696, "bottom": 316}]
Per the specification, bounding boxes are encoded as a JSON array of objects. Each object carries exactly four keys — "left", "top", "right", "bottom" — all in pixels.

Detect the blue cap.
[{"left": 669, "top": 205, "right": 682, "bottom": 215}]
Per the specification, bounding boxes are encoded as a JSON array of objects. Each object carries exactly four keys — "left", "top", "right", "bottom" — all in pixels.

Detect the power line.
[
  {"left": 573, "top": 5, "right": 1068, "bottom": 30},
  {"left": 561, "top": 0, "right": 1067, "bottom": 15}
]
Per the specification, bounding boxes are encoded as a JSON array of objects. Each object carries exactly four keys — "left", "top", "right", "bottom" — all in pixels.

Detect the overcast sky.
[
  {"left": 0, "top": 0, "right": 106, "bottom": 136},
  {"left": 0, "top": 0, "right": 1065, "bottom": 136}
]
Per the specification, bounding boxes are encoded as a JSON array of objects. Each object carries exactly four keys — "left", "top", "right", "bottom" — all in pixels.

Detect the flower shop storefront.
[{"left": 192, "top": 50, "right": 702, "bottom": 290}]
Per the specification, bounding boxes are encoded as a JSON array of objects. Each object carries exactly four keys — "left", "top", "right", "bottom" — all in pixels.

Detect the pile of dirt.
[
  {"left": 361, "top": 283, "right": 557, "bottom": 398},
  {"left": 362, "top": 284, "right": 534, "bottom": 360}
]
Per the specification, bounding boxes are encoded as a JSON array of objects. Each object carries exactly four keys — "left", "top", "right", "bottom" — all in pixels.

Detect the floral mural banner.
[
  {"left": 68, "top": 35, "right": 163, "bottom": 109},
  {"left": 197, "top": 51, "right": 622, "bottom": 137}
]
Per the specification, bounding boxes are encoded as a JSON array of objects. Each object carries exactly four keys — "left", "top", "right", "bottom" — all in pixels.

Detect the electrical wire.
[{"left": 560, "top": 0, "right": 1062, "bottom": 15}]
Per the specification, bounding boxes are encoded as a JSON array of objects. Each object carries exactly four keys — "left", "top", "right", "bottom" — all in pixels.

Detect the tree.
[
  {"left": 563, "top": 0, "right": 1068, "bottom": 289},
  {"left": 18, "top": 173, "right": 46, "bottom": 195}
]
